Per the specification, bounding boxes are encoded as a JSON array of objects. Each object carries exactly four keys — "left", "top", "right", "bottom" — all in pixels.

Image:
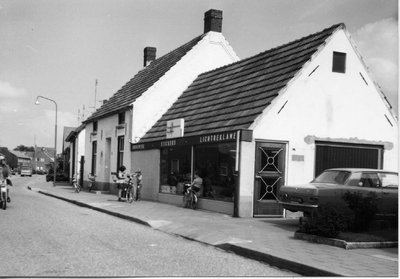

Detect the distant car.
[
  {"left": 36, "top": 170, "right": 45, "bottom": 175},
  {"left": 10, "top": 169, "right": 17, "bottom": 175},
  {"left": 279, "top": 168, "right": 398, "bottom": 215},
  {"left": 20, "top": 165, "right": 33, "bottom": 177}
]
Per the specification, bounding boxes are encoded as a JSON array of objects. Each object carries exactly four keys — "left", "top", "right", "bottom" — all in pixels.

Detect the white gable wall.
[
  {"left": 131, "top": 32, "right": 239, "bottom": 144},
  {"left": 85, "top": 32, "right": 239, "bottom": 191},
  {"left": 250, "top": 29, "right": 398, "bottom": 191}
]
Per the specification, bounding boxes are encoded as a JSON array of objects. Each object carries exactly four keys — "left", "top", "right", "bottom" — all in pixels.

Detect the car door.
[
  {"left": 379, "top": 172, "right": 398, "bottom": 215},
  {"left": 356, "top": 172, "right": 383, "bottom": 213}
]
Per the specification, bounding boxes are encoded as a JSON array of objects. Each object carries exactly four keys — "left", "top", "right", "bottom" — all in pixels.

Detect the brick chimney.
[
  {"left": 204, "top": 9, "right": 222, "bottom": 33},
  {"left": 143, "top": 47, "right": 156, "bottom": 67}
]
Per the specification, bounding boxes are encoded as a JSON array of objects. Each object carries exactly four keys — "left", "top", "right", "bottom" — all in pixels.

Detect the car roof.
[{"left": 325, "top": 168, "right": 398, "bottom": 174}]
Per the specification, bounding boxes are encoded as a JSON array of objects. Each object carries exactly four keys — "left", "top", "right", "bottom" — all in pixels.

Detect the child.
[
  {"left": 134, "top": 168, "right": 143, "bottom": 201},
  {"left": 117, "top": 166, "right": 127, "bottom": 202}
]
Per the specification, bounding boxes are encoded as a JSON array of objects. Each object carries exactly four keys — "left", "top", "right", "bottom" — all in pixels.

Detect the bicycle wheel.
[
  {"left": 127, "top": 189, "right": 134, "bottom": 203},
  {"left": 182, "top": 194, "right": 189, "bottom": 208},
  {"left": 190, "top": 193, "right": 197, "bottom": 210},
  {"left": 2, "top": 192, "right": 6, "bottom": 210}
]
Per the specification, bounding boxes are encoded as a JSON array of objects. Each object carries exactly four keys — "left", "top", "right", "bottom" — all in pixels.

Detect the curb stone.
[{"left": 294, "top": 231, "right": 398, "bottom": 249}]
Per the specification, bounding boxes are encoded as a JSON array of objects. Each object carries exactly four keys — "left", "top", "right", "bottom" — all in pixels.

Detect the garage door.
[{"left": 315, "top": 142, "right": 383, "bottom": 176}]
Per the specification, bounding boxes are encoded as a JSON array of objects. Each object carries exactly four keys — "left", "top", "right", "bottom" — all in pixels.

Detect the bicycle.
[
  {"left": 72, "top": 174, "right": 81, "bottom": 193},
  {"left": 122, "top": 184, "right": 135, "bottom": 203},
  {"left": 182, "top": 184, "right": 198, "bottom": 209},
  {"left": 88, "top": 174, "right": 96, "bottom": 192}
]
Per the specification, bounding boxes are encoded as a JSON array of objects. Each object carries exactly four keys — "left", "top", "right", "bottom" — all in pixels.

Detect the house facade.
[
  {"left": 31, "top": 147, "right": 54, "bottom": 173},
  {"left": 65, "top": 124, "right": 86, "bottom": 186},
  {"left": 0, "top": 148, "right": 31, "bottom": 170},
  {"left": 82, "top": 10, "right": 239, "bottom": 192},
  {"left": 130, "top": 23, "right": 398, "bottom": 218}
]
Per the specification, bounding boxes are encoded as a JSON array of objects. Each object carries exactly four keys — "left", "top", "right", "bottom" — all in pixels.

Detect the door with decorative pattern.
[{"left": 254, "top": 142, "right": 286, "bottom": 217}]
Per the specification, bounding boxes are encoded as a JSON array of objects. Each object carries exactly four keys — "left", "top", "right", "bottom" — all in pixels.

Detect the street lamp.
[{"left": 35, "top": 96, "right": 57, "bottom": 187}]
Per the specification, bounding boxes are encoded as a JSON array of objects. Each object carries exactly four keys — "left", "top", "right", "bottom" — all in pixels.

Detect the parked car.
[
  {"left": 279, "top": 168, "right": 398, "bottom": 215},
  {"left": 20, "top": 165, "right": 33, "bottom": 177},
  {"left": 36, "top": 169, "right": 45, "bottom": 175},
  {"left": 10, "top": 169, "right": 17, "bottom": 175}
]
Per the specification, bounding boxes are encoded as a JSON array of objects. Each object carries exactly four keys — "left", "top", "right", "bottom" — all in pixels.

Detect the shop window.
[
  {"left": 160, "top": 146, "right": 192, "bottom": 194},
  {"left": 194, "top": 143, "right": 237, "bottom": 202},
  {"left": 159, "top": 142, "right": 237, "bottom": 203}
]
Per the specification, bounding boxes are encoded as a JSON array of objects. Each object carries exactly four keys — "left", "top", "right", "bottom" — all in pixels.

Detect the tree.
[{"left": 14, "top": 145, "right": 34, "bottom": 152}]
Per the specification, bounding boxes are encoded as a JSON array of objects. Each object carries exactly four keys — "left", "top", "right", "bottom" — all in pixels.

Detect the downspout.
[{"left": 233, "top": 130, "right": 241, "bottom": 217}]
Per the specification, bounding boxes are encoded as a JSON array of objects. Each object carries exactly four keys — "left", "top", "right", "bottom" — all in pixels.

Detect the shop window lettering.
[
  {"left": 161, "top": 140, "right": 176, "bottom": 147},
  {"left": 199, "top": 133, "right": 236, "bottom": 143}
]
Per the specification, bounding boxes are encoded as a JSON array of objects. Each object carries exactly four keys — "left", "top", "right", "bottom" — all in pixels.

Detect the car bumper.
[{"left": 278, "top": 201, "right": 318, "bottom": 213}]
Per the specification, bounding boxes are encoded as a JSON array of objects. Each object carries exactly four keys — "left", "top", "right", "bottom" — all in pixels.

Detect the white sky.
[{"left": 0, "top": 0, "right": 398, "bottom": 152}]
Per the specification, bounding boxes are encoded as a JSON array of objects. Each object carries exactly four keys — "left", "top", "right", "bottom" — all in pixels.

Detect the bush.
[
  {"left": 342, "top": 191, "right": 379, "bottom": 232},
  {"left": 299, "top": 202, "right": 355, "bottom": 238}
]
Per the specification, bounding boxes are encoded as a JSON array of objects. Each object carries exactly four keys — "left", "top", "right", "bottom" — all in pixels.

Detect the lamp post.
[{"left": 35, "top": 96, "right": 57, "bottom": 187}]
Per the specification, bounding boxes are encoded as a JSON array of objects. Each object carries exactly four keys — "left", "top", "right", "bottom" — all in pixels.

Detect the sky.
[{"left": 0, "top": 0, "right": 398, "bottom": 153}]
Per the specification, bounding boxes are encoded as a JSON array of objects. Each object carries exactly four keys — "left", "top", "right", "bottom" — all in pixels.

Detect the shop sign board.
[{"left": 131, "top": 129, "right": 252, "bottom": 151}]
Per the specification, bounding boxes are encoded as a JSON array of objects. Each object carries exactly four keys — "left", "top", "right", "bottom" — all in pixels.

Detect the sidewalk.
[{"left": 28, "top": 179, "right": 398, "bottom": 277}]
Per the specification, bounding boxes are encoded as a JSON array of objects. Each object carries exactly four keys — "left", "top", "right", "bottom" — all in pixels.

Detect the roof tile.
[{"left": 139, "top": 23, "right": 343, "bottom": 143}]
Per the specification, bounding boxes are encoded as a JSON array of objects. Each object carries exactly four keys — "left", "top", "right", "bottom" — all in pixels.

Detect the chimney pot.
[
  {"left": 144, "top": 47, "right": 156, "bottom": 67},
  {"left": 204, "top": 9, "right": 222, "bottom": 33}
]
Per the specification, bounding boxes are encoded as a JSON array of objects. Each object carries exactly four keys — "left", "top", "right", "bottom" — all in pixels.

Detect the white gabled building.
[
  {"left": 82, "top": 10, "right": 239, "bottom": 192},
  {"left": 132, "top": 23, "right": 398, "bottom": 217}
]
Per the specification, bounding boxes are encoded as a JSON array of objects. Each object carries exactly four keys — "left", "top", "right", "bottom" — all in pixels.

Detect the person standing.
[
  {"left": 134, "top": 168, "right": 143, "bottom": 201},
  {"left": 116, "top": 166, "right": 127, "bottom": 202},
  {"left": 0, "top": 155, "right": 12, "bottom": 202}
]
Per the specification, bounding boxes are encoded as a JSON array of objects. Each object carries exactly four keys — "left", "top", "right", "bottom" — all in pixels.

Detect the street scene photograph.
[{"left": 0, "top": 0, "right": 398, "bottom": 277}]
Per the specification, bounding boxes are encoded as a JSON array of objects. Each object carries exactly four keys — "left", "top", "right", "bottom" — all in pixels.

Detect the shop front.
[{"left": 131, "top": 130, "right": 253, "bottom": 216}]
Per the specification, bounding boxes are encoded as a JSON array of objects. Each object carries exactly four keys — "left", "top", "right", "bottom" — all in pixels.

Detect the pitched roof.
[
  {"left": 84, "top": 34, "right": 206, "bottom": 123},
  {"left": 8, "top": 150, "right": 31, "bottom": 159},
  {"left": 65, "top": 123, "right": 86, "bottom": 142},
  {"left": 139, "top": 23, "right": 344, "bottom": 143}
]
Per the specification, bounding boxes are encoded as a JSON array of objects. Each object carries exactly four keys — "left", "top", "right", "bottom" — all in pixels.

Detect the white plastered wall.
[
  {"left": 130, "top": 32, "right": 239, "bottom": 144},
  {"left": 250, "top": 29, "right": 398, "bottom": 188}
]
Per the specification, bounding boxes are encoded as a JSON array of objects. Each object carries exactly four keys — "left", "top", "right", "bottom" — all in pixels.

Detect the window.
[
  {"left": 195, "top": 143, "right": 237, "bottom": 201},
  {"left": 91, "top": 141, "right": 97, "bottom": 175},
  {"left": 332, "top": 51, "right": 346, "bottom": 73},
  {"left": 93, "top": 121, "right": 98, "bottom": 132},
  {"left": 117, "top": 136, "right": 124, "bottom": 170},
  {"left": 118, "top": 112, "right": 125, "bottom": 125},
  {"left": 160, "top": 146, "right": 192, "bottom": 188}
]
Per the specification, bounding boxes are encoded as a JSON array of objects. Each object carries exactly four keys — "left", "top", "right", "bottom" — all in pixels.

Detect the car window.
[
  {"left": 378, "top": 173, "right": 398, "bottom": 189},
  {"left": 312, "top": 171, "right": 351, "bottom": 184},
  {"left": 359, "top": 173, "right": 380, "bottom": 188}
]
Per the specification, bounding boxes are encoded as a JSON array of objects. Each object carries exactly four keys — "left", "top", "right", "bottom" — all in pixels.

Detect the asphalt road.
[{"left": 2, "top": 175, "right": 299, "bottom": 277}]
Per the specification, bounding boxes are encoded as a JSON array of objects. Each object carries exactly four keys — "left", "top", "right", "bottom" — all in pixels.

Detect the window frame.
[
  {"left": 91, "top": 141, "right": 97, "bottom": 175},
  {"left": 117, "top": 136, "right": 124, "bottom": 170},
  {"left": 332, "top": 51, "right": 346, "bottom": 73},
  {"left": 118, "top": 112, "right": 125, "bottom": 125}
]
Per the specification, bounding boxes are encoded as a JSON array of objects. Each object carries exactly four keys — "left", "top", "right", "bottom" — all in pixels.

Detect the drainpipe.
[{"left": 233, "top": 130, "right": 241, "bottom": 217}]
